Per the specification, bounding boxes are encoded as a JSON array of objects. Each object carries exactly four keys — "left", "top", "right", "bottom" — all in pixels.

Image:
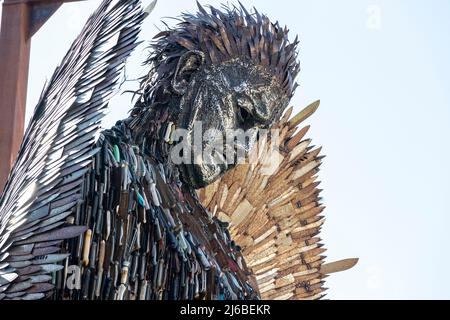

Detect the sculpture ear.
[{"left": 172, "top": 50, "right": 205, "bottom": 95}]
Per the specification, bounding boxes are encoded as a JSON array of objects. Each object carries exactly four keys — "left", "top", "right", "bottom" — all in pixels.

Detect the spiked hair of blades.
[{"left": 138, "top": 1, "right": 300, "bottom": 108}]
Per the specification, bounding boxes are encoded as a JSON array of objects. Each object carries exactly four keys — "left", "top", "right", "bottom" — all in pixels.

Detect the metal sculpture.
[
  {"left": 198, "top": 101, "right": 358, "bottom": 300},
  {"left": 0, "top": 0, "right": 356, "bottom": 300}
]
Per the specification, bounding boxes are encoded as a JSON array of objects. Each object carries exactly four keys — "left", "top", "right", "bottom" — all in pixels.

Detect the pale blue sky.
[{"left": 1, "top": 0, "right": 449, "bottom": 299}]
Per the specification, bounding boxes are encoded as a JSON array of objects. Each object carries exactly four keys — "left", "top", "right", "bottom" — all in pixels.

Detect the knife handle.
[{"left": 82, "top": 229, "right": 92, "bottom": 266}]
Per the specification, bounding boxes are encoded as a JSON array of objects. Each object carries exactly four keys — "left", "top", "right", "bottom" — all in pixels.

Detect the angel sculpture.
[{"left": 0, "top": 0, "right": 357, "bottom": 300}]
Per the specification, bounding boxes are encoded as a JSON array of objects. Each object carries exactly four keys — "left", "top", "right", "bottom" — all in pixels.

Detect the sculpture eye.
[
  {"left": 236, "top": 95, "right": 255, "bottom": 125},
  {"left": 238, "top": 105, "right": 252, "bottom": 123}
]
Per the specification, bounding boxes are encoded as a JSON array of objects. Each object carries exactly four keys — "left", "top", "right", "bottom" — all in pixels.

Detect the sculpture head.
[{"left": 133, "top": 3, "right": 300, "bottom": 188}]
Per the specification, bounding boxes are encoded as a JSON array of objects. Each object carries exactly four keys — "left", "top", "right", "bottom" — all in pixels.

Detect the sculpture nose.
[{"left": 253, "top": 98, "right": 271, "bottom": 123}]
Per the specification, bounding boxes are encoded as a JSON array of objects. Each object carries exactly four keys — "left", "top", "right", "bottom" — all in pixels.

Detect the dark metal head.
[{"left": 134, "top": 2, "right": 300, "bottom": 189}]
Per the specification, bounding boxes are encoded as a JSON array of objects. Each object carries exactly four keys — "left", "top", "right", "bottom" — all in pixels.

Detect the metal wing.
[
  {"left": 198, "top": 101, "right": 358, "bottom": 300},
  {"left": 0, "top": 0, "right": 150, "bottom": 300}
]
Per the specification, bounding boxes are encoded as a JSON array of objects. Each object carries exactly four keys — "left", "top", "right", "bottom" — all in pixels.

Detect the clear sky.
[{"left": 1, "top": 0, "right": 449, "bottom": 299}]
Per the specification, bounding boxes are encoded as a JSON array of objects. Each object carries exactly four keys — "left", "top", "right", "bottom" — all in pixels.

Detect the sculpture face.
[{"left": 171, "top": 51, "right": 289, "bottom": 189}]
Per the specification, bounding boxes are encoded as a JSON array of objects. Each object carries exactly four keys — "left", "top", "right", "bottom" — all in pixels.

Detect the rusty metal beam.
[
  {"left": 3, "top": 1, "right": 87, "bottom": 36},
  {"left": 29, "top": 2, "right": 63, "bottom": 37},
  {"left": 0, "top": 0, "right": 84, "bottom": 191},
  {"left": 0, "top": 1, "right": 32, "bottom": 192},
  {"left": 4, "top": 0, "right": 84, "bottom": 4}
]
